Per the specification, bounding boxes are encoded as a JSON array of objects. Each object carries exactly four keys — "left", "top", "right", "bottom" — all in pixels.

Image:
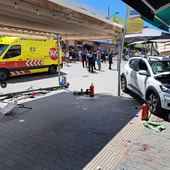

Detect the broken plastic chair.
[{"left": 143, "top": 121, "right": 166, "bottom": 132}]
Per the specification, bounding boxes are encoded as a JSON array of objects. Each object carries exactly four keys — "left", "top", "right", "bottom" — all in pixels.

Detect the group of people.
[
  {"left": 130, "top": 50, "right": 145, "bottom": 56},
  {"left": 63, "top": 49, "right": 115, "bottom": 72},
  {"left": 64, "top": 49, "right": 77, "bottom": 66},
  {"left": 80, "top": 49, "right": 115, "bottom": 72}
]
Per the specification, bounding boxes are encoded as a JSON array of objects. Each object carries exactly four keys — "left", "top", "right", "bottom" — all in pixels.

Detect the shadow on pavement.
[
  {"left": 0, "top": 91, "right": 142, "bottom": 170},
  {"left": 5, "top": 72, "right": 67, "bottom": 84}
]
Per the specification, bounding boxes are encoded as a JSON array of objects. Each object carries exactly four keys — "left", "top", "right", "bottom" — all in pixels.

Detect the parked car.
[{"left": 121, "top": 56, "right": 170, "bottom": 115}]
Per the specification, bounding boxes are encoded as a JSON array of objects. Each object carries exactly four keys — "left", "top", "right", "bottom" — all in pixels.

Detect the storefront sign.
[{"left": 126, "top": 8, "right": 144, "bottom": 34}]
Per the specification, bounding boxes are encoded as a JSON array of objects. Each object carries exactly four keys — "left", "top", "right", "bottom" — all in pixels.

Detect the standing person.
[
  {"left": 140, "top": 50, "right": 145, "bottom": 55},
  {"left": 81, "top": 50, "right": 87, "bottom": 67},
  {"left": 86, "top": 50, "right": 89, "bottom": 71},
  {"left": 105, "top": 52, "right": 108, "bottom": 62},
  {"left": 101, "top": 51, "right": 105, "bottom": 63},
  {"left": 72, "top": 49, "right": 76, "bottom": 63},
  {"left": 108, "top": 51, "right": 113, "bottom": 69},
  {"left": 65, "top": 50, "right": 69, "bottom": 66},
  {"left": 87, "top": 51, "right": 94, "bottom": 73},
  {"left": 69, "top": 50, "right": 73, "bottom": 63},
  {"left": 135, "top": 50, "right": 140, "bottom": 55},
  {"left": 63, "top": 50, "right": 66, "bottom": 65},
  {"left": 97, "top": 50, "right": 101, "bottom": 71},
  {"left": 79, "top": 49, "right": 82, "bottom": 61},
  {"left": 93, "top": 50, "right": 97, "bottom": 70}
]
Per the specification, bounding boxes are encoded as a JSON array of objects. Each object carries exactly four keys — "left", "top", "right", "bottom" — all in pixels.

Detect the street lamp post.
[{"left": 107, "top": 6, "right": 119, "bottom": 53}]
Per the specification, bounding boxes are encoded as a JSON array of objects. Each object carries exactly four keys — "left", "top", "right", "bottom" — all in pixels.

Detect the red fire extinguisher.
[
  {"left": 141, "top": 98, "right": 149, "bottom": 120},
  {"left": 90, "top": 83, "right": 94, "bottom": 97}
]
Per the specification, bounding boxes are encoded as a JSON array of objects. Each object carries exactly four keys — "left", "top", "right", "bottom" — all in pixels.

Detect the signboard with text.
[{"left": 126, "top": 8, "right": 144, "bottom": 34}]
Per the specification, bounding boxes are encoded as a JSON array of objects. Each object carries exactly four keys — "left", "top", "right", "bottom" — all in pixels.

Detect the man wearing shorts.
[{"left": 97, "top": 50, "right": 101, "bottom": 71}]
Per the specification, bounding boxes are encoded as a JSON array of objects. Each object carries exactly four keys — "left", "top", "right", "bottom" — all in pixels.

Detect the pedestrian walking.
[
  {"left": 82, "top": 50, "right": 87, "bottom": 67},
  {"left": 108, "top": 51, "right": 113, "bottom": 69},
  {"left": 87, "top": 51, "right": 94, "bottom": 73},
  {"left": 97, "top": 50, "right": 101, "bottom": 71}
]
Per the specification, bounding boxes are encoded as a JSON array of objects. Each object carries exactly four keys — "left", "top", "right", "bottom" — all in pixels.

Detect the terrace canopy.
[{"left": 0, "top": 0, "right": 123, "bottom": 40}]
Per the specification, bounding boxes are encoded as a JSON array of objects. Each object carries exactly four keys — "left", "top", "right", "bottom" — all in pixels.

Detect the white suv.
[{"left": 121, "top": 56, "right": 170, "bottom": 115}]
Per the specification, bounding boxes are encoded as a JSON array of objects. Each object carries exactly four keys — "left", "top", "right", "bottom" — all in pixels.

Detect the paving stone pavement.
[{"left": 0, "top": 61, "right": 170, "bottom": 170}]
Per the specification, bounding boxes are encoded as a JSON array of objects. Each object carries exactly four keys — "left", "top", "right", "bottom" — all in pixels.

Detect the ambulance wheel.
[
  {"left": 48, "top": 65, "right": 56, "bottom": 74},
  {"left": 0, "top": 69, "right": 9, "bottom": 81}
]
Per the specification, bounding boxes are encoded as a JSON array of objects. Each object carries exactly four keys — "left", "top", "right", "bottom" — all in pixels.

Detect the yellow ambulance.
[{"left": 0, "top": 37, "right": 63, "bottom": 81}]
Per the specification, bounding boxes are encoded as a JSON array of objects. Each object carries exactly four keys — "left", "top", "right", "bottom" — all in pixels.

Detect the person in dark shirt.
[
  {"left": 72, "top": 49, "right": 76, "bottom": 63},
  {"left": 81, "top": 50, "right": 87, "bottom": 68},
  {"left": 109, "top": 51, "right": 113, "bottom": 69},
  {"left": 87, "top": 51, "right": 94, "bottom": 73},
  {"left": 101, "top": 51, "right": 105, "bottom": 63},
  {"left": 93, "top": 50, "right": 97, "bottom": 70}
]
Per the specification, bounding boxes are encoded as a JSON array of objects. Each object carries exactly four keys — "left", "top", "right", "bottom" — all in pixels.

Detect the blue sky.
[{"left": 77, "top": 0, "right": 166, "bottom": 32}]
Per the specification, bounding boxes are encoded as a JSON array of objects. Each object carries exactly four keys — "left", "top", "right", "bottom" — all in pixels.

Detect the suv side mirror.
[{"left": 138, "top": 70, "right": 149, "bottom": 76}]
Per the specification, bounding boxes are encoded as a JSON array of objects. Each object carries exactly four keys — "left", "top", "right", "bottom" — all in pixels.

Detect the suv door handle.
[
  {"left": 19, "top": 59, "right": 22, "bottom": 60},
  {"left": 126, "top": 71, "right": 128, "bottom": 75},
  {"left": 26, "top": 58, "right": 29, "bottom": 60}
]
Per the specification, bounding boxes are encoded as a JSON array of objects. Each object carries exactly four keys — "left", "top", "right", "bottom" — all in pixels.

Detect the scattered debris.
[
  {"left": 19, "top": 119, "right": 26, "bottom": 123},
  {"left": 130, "top": 122, "right": 133, "bottom": 124},
  {"left": 77, "top": 106, "right": 80, "bottom": 108},
  {"left": 134, "top": 115, "right": 139, "bottom": 117},
  {"left": 27, "top": 86, "right": 33, "bottom": 90},
  {"left": 155, "top": 117, "right": 164, "bottom": 122},
  {"left": 143, "top": 121, "right": 166, "bottom": 132},
  {"left": 83, "top": 108, "right": 87, "bottom": 111},
  {"left": 127, "top": 140, "right": 131, "bottom": 143},
  {"left": 97, "top": 166, "right": 101, "bottom": 170},
  {"left": 28, "top": 93, "right": 36, "bottom": 98}
]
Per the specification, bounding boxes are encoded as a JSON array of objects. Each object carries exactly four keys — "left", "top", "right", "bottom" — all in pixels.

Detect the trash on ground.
[
  {"left": 134, "top": 115, "right": 139, "bottom": 117},
  {"left": 28, "top": 93, "right": 36, "bottom": 98},
  {"left": 83, "top": 108, "right": 87, "bottom": 111},
  {"left": 97, "top": 166, "right": 101, "bottom": 170},
  {"left": 60, "top": 81, "right": 70, "bottom": 86},
  {"left": 77, "top": 106, "right": 80, "bottom": 108},
  {"left": 143, "top": 121, "right": 166, "bottom": 132},
  {"left": 19, "top": 119, "right": 26, "bottom": 123},
  {"left": 130, "top": 122, "right": 133, "bottom": 124},
  {"left": 127, "top": 140, "right": 131, "bottom": 143},
  {"left": 155, "top": 117, "right": 164, "bottom": 122}
]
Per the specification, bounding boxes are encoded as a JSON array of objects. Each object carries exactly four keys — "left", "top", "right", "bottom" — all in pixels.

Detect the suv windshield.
[
  {"left": 149, "top": 60, "right": 170, "bottom": 74},
  {"left": 0, "top": 44, "right": 9, "bottom": 56}
]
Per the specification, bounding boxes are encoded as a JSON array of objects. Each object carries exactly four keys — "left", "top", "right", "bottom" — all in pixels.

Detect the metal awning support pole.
[
  {"left": 145, "top": 38, "right": 147, "bottom": 55},
  {"left": 57, "top": 34, "right": 61, "bottom": 84},
  {"left": 118, "top": 5, "right": 129, "bottom": 96},
  {"left": 128, "top": 45, "right": 130, "bottom": 56}
]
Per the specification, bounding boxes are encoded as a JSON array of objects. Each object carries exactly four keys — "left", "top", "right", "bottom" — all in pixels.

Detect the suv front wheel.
[{"left": 146, "top": 90, "right": 161, "bottom": 115}]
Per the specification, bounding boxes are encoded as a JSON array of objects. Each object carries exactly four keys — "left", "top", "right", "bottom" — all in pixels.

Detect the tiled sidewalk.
[{"left": 0, "top": 62, "right": 170, "bottom": 170}]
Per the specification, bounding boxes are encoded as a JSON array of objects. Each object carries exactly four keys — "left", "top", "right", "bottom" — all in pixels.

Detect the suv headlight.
[{"left": 160, "top": 85, "right": 170, "bottom": 93}]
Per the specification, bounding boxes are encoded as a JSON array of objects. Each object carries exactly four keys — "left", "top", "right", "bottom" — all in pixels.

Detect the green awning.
[
  {"left": 141, "top": 6, "right": 170, "bottom": 32},
  {"left": 121, "top": 0, "right": 170, "bottom": 32}
]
